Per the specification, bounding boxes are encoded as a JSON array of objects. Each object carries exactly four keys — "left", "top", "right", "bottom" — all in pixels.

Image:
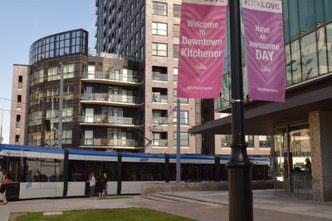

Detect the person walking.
[
  {"left": 89, "top": 172, "right": 96, "bottom": 197},
  {"left": 0, "top": 169, "right": 10, "bottom": 205},
  {"left": 102, "top": 173, "right": 108, "bottom": 197}
]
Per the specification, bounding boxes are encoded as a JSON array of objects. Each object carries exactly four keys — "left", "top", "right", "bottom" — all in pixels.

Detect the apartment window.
[
  {"left": 63, "top": 107, "right": 73, "bottom": 122},
  {"left": 173, "top": 132, "right": 189, "bottom": 147},
  {"left": 17, "top": 95, "right": 22, "bottom": 108},
  {"left": 140, "top": 46, "right": 144, "bottom": 60},
  {"left": 15, "top": 135, "right": 20, "bottom": 145},
  {"left": 18, "top": 75, "right": 23, "bottom": 89},
  {"left": 173, "top": 68, "right": 178, "bottom": 82},
  {"left": 31, "top": 70, "right": 44, "bottom": 86},
  {"left": 152, "top": 22, "right": 167, "bottom": 36},
  {"left": 152, "top": 43, "right": 167, "bottom": 57},
  {"left": 173, "top": 24, "right": 180, "bottom": 38},
  {"left": 153, "top": 2, "right": 167, "bottom": 16},
  {"left": 173, "top": 4, "right": 181, "bottom": 18},
  {"left": 63, "top": 64, "right": 75, "bottom": 79},
  {"left": 173, "top": 111, "right": 189, "bottom": 125},
  {"left": 48, "top": 66, "right": 59, "bottom": 81},
  {"left": 140, "top": 26, "right": 144, "bottom": 39},
  {"left": 46, "top": 109, "right": 58, "bottom": 122},
  {"left": 152, "top": 132, "right": 168, "bottom": 146},
  {"left": 173, "top": 44, "right": 179, "bottom": 58},
  {"left": 63, "top": 130, "right": 72, "bottom": 145},
  {"left": 152, "top": 66, "right": 167, "bottom": 81},
  {"left": 16, "top": 115, "right": 21, "bottom": 128}
]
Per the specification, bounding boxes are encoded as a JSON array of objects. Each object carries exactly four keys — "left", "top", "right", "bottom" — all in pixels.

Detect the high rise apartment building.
[
  {"left": 9, "top": 65, "right": 30, "bottom": 145},
  {"left": 95, "top": 0, "right": 202, "bottom": 154}
]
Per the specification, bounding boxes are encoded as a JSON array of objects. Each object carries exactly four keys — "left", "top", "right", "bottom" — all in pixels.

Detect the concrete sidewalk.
[{"left": 1, "top": 190, "right": 332, "bottom": 221}]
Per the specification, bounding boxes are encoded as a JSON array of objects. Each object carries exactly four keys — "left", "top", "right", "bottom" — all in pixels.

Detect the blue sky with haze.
[{"left": 0, "top": 0, "right": 95, "bottom": 143}]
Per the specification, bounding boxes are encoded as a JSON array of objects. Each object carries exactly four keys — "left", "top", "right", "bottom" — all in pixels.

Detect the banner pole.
[{"left": 228, "top": 0, "right": 253, "bottom": 221}]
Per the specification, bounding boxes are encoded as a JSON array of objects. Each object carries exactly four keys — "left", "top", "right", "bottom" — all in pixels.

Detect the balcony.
[
  {"left": 81, "top": 72, "right": 142, "bottom": 86},
  {"left": 80, "top": 115, "right": 139, "bottom": 127},
  {"left": 152, "top": 139, "right": 168, "bottom": 147},
  {"left": 152, "top": 117, "right": 168, "bottom": 124},
  {"left": 152, "top": 94, "right": 168, "bottom": 103},
  {"left": 81, "top": 93, "right": 142, "bottom": 107},
  {"left": 152, "top": 72, "right": 168, "bottom": 82},
  {"left": 80, "top": 138, "right": 141, "bottom": 149}
]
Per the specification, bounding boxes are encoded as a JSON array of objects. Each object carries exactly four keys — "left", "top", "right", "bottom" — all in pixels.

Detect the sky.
[{"left": 0, "top": 0, "right": 95, "bottom": 143}]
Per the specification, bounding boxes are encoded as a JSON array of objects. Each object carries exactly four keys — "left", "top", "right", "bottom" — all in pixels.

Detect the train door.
[{"left": 3, "top": 157, "right": 21, "bottom": 200}]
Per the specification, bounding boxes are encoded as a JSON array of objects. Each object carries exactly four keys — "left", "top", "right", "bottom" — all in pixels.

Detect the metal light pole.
[
  {"left": 228, "top": 0, "right": 253, "bottom": 221},
  {"left": 176, "top": 99, "right": 181, "bottom": 183},
  {"left": 57, "top": 62, "right": 64, "bottom": 149}
]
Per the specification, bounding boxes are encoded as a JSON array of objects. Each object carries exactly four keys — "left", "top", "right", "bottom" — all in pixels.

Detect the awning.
[{"left": 190, "top": 75, "right": 332, "bottom": 135}]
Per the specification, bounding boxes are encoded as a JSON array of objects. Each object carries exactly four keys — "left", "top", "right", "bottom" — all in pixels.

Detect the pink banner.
[
  {"left": 243, "top": 0, "right": 285, "bottom": 102},
  {"left": 177, "top": 0, "right": 227, "bottom": 99}
]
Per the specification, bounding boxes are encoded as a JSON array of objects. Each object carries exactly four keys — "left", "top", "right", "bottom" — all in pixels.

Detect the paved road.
[{"left": 1, "top": 190, "right": 332, "bottom": 221}]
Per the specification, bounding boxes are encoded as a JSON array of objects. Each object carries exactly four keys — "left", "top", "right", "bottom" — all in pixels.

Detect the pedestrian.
[
  {"left": 97, "top": 175, "right": 104, "bottom": 197},
  {"left": 102, "top": 173, "right": 108, "bottom": 197},
  {"left": 89, "top": 172, "right": 96, "bottom": 197},
  {"left": 0, "top": 169, "right": 10, "bottom": 205}
]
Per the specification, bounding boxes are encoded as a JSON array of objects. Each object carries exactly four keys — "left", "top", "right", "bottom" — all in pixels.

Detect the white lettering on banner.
[
  {"left": 255, "top": 49, "right": 274, "bottom": 61},
  {"left": 181, "top": 48, "right": 223, "bottom": 58},
  {"left": 187, "top": 20, "right": 219, "bottom": 28},
  {"left": 182, "top": 36, "right": 223, "bottom": 46}
]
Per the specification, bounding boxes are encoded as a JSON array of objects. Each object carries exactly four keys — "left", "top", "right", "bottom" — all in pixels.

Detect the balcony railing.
[
  {"left": 81, "top": 138, "right": 138, "bottom": 147},
  {"left": 152, "top": 117, "right": 167, "bottom": 124},
  {"left": 152, "top": 95, "right": 168, "bottom": 103},
  {"left": 152, "top": 139, "right": 168, "bottom": 147},
  {"left": 81, "top": 72, "right": 141, "bottom": 83},
  {"left": 152, "top": 72, "right": 168, "bottom": 81},
  {"left": 81, "top": 115, "right": 136, "bottom": 125},
  {"left": 108, "top": 139, "right": 138, "bottom": 147},
  {"left": 81, "top": 93, "right": 141, "bottom": 104}
]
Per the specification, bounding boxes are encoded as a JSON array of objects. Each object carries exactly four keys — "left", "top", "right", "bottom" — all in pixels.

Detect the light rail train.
[{"left": 0, "top": 144, "right": 270, "bottom": 200}]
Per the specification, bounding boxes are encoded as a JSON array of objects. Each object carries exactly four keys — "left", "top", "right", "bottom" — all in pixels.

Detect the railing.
[
  {"left": 109, "top": 94, "right": 138, "bottom": 103},
  {"left": 152, "top": 95, "right": 168, "bottom": 103},
  {"left": 152, "top": 72, "right": 168, "bottom": 81},
  {"left": 152, "top": 117, "right": 167, "bottom": 124},
  {"left": 81, "top": 116, "right": 136, "bottom": 125},
  {"left": 81, "top": 138, "right": 138, "bottom": 147},
  {"left": 108, "top": 139, "right": 138, "bottom": 147},
  {"left": 81, "top": 93, "right": 141, "bottom": 104},
  {"left": 152, "top": 139, "right": 168, "bottom": 147},
  {"left": 81, "top": 72, "right": 141, "bottom": 83}
]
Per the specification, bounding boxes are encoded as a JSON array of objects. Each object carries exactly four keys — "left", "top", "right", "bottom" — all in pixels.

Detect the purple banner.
[
  {"left": 177, "top": 0, "right": 227, "bottom": 99},
  {"left": 243, "top": 0, "right": 285, "bottom": 102}
]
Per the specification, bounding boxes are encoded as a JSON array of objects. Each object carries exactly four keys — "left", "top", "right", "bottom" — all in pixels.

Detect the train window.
[
  {"left": 24, "top": 158, "right": 64, "bottom": 182},
  {"left": 182, "top": 164, "right": 201, "bottom": 182},
  {"left": 103, "top": 162, "right": 117, "bottom": 181},
  {"left": 122, "top": 163, "right": 165, "bottom": 181},
  {"left": 68, "top": 160, "right": 85, "bottom": 181},
  {"left": 201, "top": 165, "right": 214, "bottom": 181}
]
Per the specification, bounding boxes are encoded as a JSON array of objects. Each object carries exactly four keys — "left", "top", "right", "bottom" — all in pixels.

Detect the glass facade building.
[
  {"left": 29, "top": 29, "right": 88, "bottom": 65},
  {"left": 217, "top": 0, "right": 332, "bottom": 110}
]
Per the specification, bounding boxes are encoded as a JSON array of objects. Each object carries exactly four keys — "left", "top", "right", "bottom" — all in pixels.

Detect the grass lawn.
[{"left": 15, "top": 208, "right": 194, "bottom": 221}]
